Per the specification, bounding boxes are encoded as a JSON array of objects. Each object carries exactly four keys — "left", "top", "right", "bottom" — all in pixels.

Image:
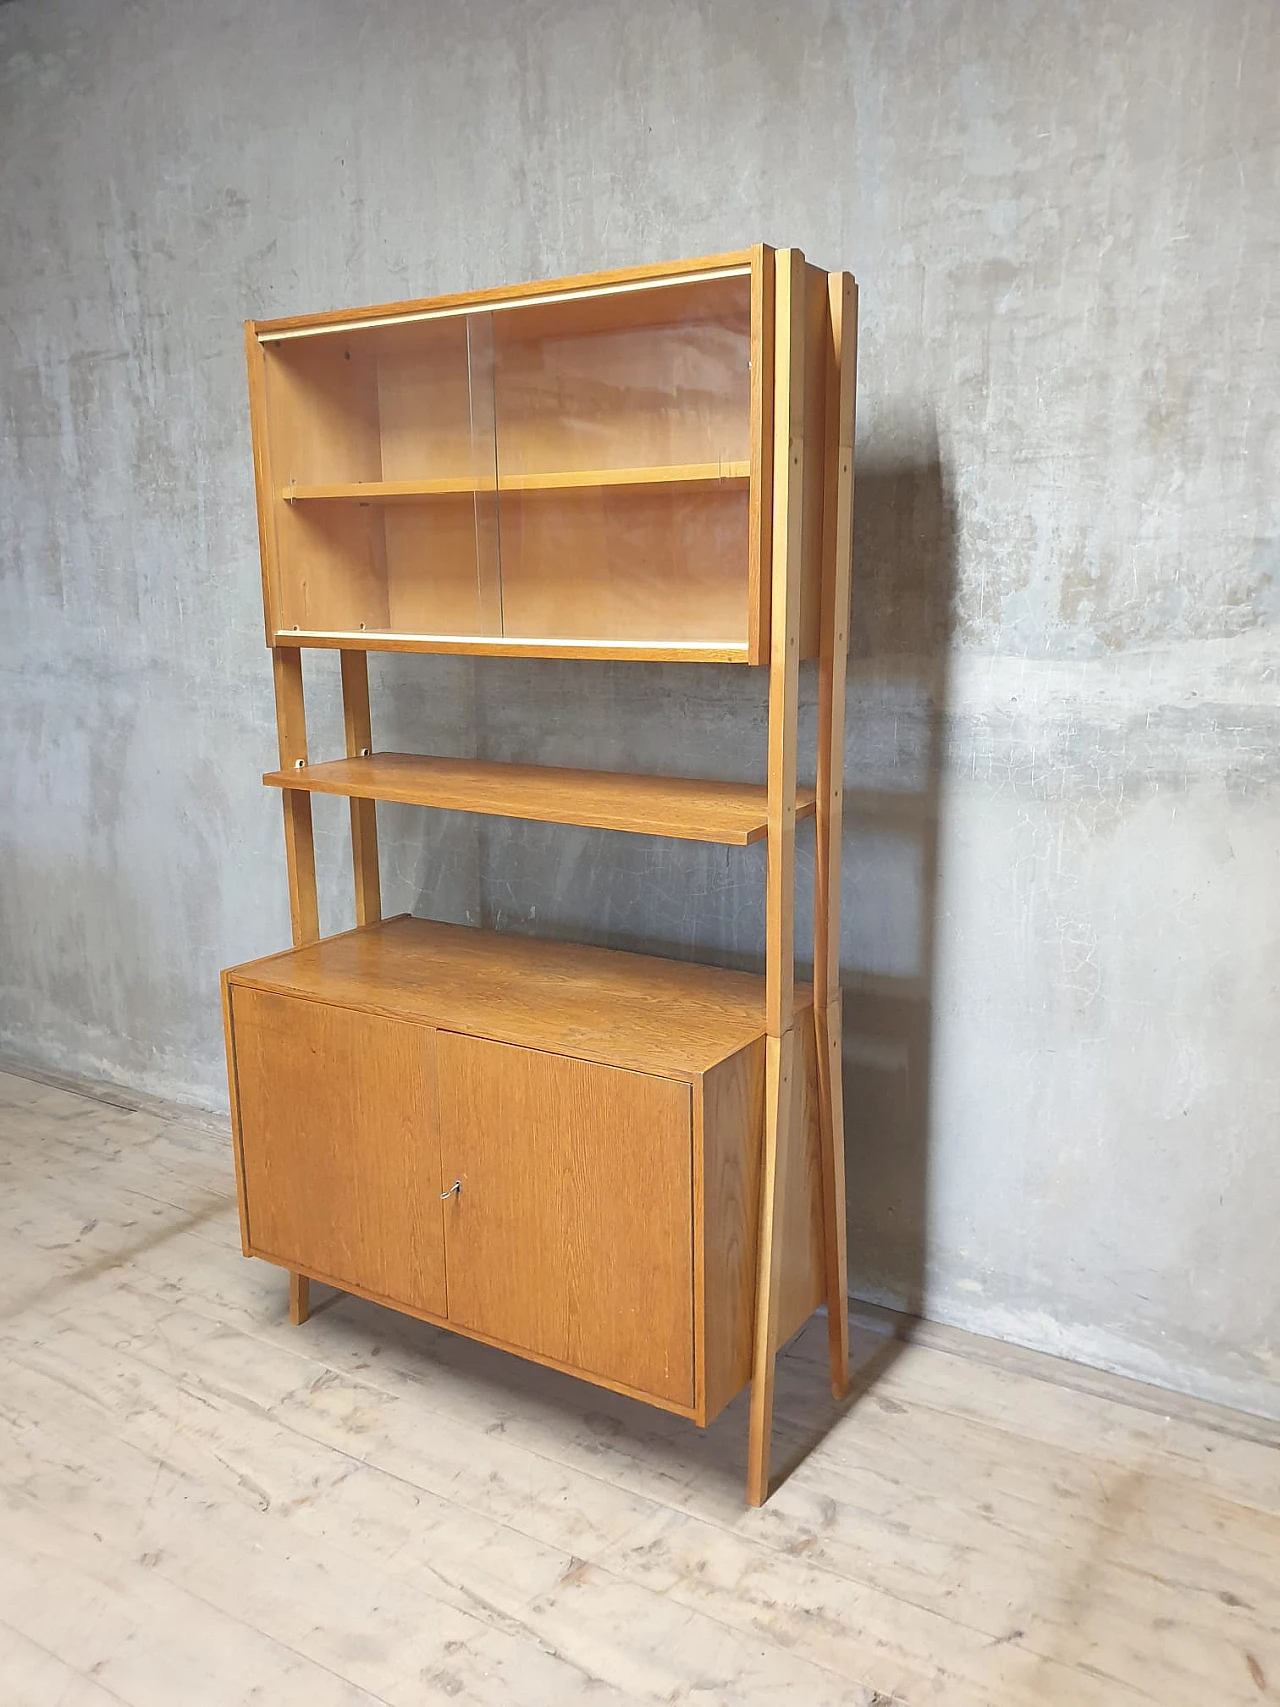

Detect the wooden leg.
[
  {"left": 339, "top": 650, "right": 382, "bottom": 928},
  {"left": 273, "top": 647, "right": 320, "bottom": 947},
  {"left": 815, "top": 994, "right": 850, "bottom": 1397},
  {"left": 747, "top": 1029, "right": 797, "bottom": 1506},
  {"left": 288, "top": 1272, "right": 310, "bottom": 1326},
  {"left": 280, "top": 791, "right": 319, "bottom": 945}
]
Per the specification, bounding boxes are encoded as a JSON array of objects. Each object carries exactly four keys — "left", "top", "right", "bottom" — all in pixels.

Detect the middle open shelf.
[{"left": 264, "top": 751, "right": 817, "bottom": 845}]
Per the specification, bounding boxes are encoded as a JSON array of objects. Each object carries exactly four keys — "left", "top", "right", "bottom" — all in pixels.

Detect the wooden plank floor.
[{"left": 1, "top": 1062, "right": 1276, "bottom": 1707}]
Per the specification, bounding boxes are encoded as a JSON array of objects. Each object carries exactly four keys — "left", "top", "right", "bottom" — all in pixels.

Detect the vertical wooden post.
[
  {"left": 272, "top": 646, "right": 319, "bottom": 947},
  {"left": 747, "top": 242, "right": 776, "bottom": 665},
  {"left": 814, "top": 273, "right": 858, "bottom": 1398},
  {"left": 747, "top": 248, "right": 807, "bottom": 1508},
  {"left": 340, "top": 650, "right": 382, "bottom": 927},
  {"left": 273, "top": 646, "right": 319, "bottom": 1322}
]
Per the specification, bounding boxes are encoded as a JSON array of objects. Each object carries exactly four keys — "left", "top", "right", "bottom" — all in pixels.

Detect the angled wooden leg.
[
  {"left": 815, "top": 993, "right": 850, "bottom": 1396},
  {"left": 747, "top": 1028, "right": 798, "bottom": 1506},
  {"left": 750, "top": 248, "right": 808, "bottom": 1510},
  {"left": 288, "top": 1271, "right": 310, "bottom": 1326},
  {"left": 279, "top": 791, "right": 319, "bottom": 944}
]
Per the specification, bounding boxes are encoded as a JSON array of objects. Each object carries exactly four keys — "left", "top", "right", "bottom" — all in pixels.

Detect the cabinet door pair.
[{"left": 231, "top": 989, "right": 695, "bottom": 1407}]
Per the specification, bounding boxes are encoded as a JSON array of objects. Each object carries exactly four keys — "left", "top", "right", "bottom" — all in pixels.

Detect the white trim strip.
[{"left": 258, "top": 266, "right": 753, "bottom": 343}]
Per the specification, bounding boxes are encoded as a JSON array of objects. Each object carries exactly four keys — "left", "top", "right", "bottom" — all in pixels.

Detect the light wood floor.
[{"left": 1, "top": 1063, "right": 1276, "bottom": 1707}]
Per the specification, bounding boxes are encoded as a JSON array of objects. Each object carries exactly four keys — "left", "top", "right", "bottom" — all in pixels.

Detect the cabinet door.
[
  {"left": 436, "top": 1033, "right": 694, "bottom": 1407},
  {"left": 490, "top": 275, "right": 753, "bottom": 650},
  {"left": 230, "top": 988, "right": 446, "bottom": 1317}
]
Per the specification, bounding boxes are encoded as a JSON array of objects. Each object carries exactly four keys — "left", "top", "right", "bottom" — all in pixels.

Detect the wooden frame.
[{"left": 227, "top": 247, "right": 857, "bottom": 1507}]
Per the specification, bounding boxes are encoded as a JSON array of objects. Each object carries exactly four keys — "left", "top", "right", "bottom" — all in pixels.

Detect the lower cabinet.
[
  {"left": 226, "top": 962, "right": 823, "bottom": 1424},
  {"left": 230, "top": 991, "right": 698, "bottom": 1409}
]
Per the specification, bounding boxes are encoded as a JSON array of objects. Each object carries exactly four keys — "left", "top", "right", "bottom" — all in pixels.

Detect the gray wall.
[{"left": 2, "top": 0, "right": 1277, "bottom": 1419}]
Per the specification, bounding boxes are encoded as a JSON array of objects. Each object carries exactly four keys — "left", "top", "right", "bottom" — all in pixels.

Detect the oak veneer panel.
[
  {"left": 262, "top": 752, "right": 818, "bottom": 846},
  {"left": 700, "top": 1039, "right": 765, "bottom": 1423},
  {"left": 496, "top": 486, "right": 750, "bottom": 648},
  {"left": 229, "top": 987, "right": 446, "bottom": 1317},
  {"left": 491, "top": 285, "right": 750, "bottom": 477},
  {"left": 696, "top": 1020, "right": 821, "bottom": 1424},
  {"left": 777, "top": 1016, "right": 826, "bottom": 1346},
  {"left": 381, "top": 497, "right": 495, "bottom": 636},
  {"left": 697, "top": 1024, "right": 822, "bottom": 1425},
  {"left": 227, "top": 916, "right": 812, "bottom": 1080},
  {"left": 436, "top": 1034, "right": 694, "bottom": 1408}
]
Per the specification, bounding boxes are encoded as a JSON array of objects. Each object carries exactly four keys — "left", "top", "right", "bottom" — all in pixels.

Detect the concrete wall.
[{"left": 2, "top": 0, "right": 1276, "bottom": 1418}]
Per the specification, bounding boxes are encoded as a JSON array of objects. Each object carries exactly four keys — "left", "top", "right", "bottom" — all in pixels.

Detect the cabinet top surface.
[
  {"left": 224, "top": 916, "right": 806, "bottom": 1078},
  {"left": 250, "top": 248, "right": 758, "bottom": 341}
]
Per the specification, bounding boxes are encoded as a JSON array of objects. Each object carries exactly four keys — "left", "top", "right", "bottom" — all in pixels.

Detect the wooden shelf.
[
  {"left": 228, "top": 915, "right": 811, "bottom": 1079},
  {"left": 264, "top": 751, "right": 816, "bottom": 845},
  {"left": 281, "top": 462, "right": 751, "bottom": 503}
]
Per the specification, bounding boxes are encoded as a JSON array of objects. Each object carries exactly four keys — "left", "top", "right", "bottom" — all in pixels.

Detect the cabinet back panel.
[
  {"left": 230, "top": 988, "right": 447, "bottom": 1317},
  {"left": 264, "top": 338, "right": 388, "bottom": 633},
  {"left": 375, "top": 319, "right": 482, "bottom": 481},
  {"left": 264, "top": 339, "right": 384, "bottom": 486},
  {"left": 274, "top": 501, "right": 391, "bottom": 633},
  {"left": 383, "top": 500, "right": 494, "bottom": 635},
  {"left": 497, "top": 487, "right": 749, "bottom": 645},
  {"left": 436, "top": 1032, "right": 694, "bottom": 1407},
  {"left": 492, "top": 286, "right": 750, "bottom": 477}
]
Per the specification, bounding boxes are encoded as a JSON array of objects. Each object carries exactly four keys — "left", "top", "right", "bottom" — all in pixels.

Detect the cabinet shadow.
[{"left": 377, "top": 431, "right": 957, "bottom": 1478}]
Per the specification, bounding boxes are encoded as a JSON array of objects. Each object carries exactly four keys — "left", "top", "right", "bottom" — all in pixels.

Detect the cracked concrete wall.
[{"left": 2, "top": 0, "right": 1277, "bottom": 1417}]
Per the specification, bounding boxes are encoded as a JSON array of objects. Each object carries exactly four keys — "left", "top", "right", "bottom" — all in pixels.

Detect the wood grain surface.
[
  {"left": 263, "top": 751, "right": 816, "bottom": 845},
  {"left": 226, "top": 915, "right": 813, "bottom": 1080},
  {"left": 229, "top": 988, "right": 447, "bottom": 1317},
  {"left": 435, "top": 1033, "right": 694, "bottom": 1407}
]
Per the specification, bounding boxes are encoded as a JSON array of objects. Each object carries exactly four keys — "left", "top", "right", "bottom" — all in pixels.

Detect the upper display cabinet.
[{"left": 245, "top": 246, "right": 833, "bottom": 663}]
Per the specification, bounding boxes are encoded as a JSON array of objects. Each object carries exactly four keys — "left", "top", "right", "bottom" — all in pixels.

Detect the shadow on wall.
[
  {"left": 843, "top": 429, "right": 956, "bottom": 1319},
  {"left": 383, "top": 423, "right": 958, "bottom": 1327}
]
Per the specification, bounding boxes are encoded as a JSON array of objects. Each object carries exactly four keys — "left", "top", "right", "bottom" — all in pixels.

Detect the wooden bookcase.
[{"left": 222, "top": 245, "right": 857, "bottom": 1505}]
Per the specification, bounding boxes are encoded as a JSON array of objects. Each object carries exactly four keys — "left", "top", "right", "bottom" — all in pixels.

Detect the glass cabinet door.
[
  {"left": 489, "top": 273, "right": 753, "bottom": 649},
  {"left": 263, "top": 312, "right": 501, "bottom": 639},
  {"left": 258, "top": 266, "right": 755, "bottom": 651}
]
